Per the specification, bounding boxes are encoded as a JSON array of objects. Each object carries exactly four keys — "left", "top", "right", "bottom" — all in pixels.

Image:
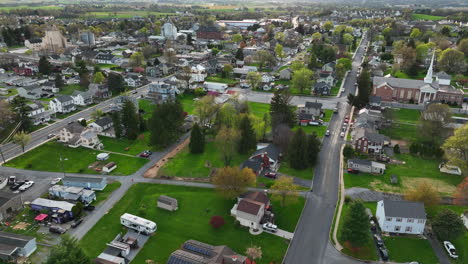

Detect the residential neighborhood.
[{"left": 0, "top": 1, "right": 467, "bottom": 264}]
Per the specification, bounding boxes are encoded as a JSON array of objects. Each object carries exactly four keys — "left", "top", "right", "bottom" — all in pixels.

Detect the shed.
[
  {"left": 103, "top": 162, "right": 117, "bottom": 173},
  {"left": 97, "top": 153, "right": 109, "bottom": 161},
  {"left": 157, "top": 195, "right": 178, "bottom": 211}
]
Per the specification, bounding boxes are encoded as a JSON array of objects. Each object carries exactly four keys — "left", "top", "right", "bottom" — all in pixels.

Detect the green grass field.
[
  {"left": 138, "top": 99, "right": 155, "bottom": 119},
  {"left": 390, "top": 108, "right": 421, "bottom": 124},
  {"left": 159, "top": 141, "right": 249, "bottom": 178},
  {"left": 79, "top": 183, "right": 304, "bottom": 263},
  {"left": 293, "top": 125, "right": 328, "bottom": 138},
  {"left": 5, "top": 142, "right": 148, "bottom": 176},
  {"left": 93, "top": 181, "right": 122, "bottom": 205},
  {"left": 178, "top": 93, "right": 197, "bottom": 115},
  {"left": 0, "top": 5, "right": 62, "bottom": 12},
  {"left": 344, "top": 154, "right": 464, "bottom": 196},
  {"left": 411, "top": 13, "right": 444, "bottom": 21},
  {"left": 278, "top": 162, "right": 314, "bottom": 180},
  {"left": 380, "top": 123, "right": 419, "bottom": 142},
  {"left": 83, "top": 11, "right": 175, "bottom": 19},
  {"left": 99, "top": 133, "right": 150, "bottom": 156},
  {"left": 59, "top": 84, "right": 86, "bottom": 95},
  {"left": 205, "top": 75, "right": 238, "bottom": 85},
  {"left": 384, "top": 236, "right": 438, "bottom": 263}
]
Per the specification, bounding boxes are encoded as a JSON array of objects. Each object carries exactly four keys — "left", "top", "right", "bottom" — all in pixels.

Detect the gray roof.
[
  {"left": 436, "top": 71, "right": 451, "bottom": 80},
  {"left": 64, "top": 122, "right": 85, "bottom": 134},
  {"left": 94, "top": 116, "right": 113, "bottom": 127},
  {"left": 348, "top": 159, "right": 372, "bottom": 166},
  {"left": 158, "top": 195, "right": 177, "bottom": 205},
  {"left": 63, "top": 175, "right": 105, "bottom": 183},
  {"left": 305, "top": 101, "right": 322, "bottom": 109},
  {"left": 369, "top": 95, "right": 381, "bottom": 104},
  {"left": 0, "top": 232, "right": 34, "bottom": 253},
  {"left": 373, "top": 76, "right": 431, "bottom": 90},
  {"left": 251, "top": 144, "right": 280, "bottom": 162},
  {"left": 382, "top": 200, "right": 426, "bottom": 219},
  {"left": 55, "top": 94, "right": 73, "bottom": 103}
]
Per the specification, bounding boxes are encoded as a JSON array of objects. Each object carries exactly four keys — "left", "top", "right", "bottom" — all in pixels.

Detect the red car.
[
  {"left": 347, "top": 168, "right": 359, "bottom": 174},
  {"left": 264, "top": 172, "right": 277, "bottom": 179}
]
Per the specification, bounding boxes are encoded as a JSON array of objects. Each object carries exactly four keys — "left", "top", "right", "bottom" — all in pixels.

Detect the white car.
[
  {"left": 51, "top": 178, "right": 62, "bottom": 185},
  {"left": 18, "top": 181, "right": 34, "bottom": 191},
  {"left": 325, "top": 130, "right": 330, "bottom": 136},
  {"left": 443, "top": 241, "right": 458, "bottom": 259},
  {"left": 340, "top": 132, "right": 345, "bottom": 138},
  {"left": 262, "top": 223, "right": 278, "bottom": 233}
]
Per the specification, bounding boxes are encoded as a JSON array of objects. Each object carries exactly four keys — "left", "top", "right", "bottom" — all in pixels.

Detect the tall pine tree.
[
  {"left": 189, "top": 123, "right": 205, "bottom": 153},
  {"left": 341, "top": 200, "right": 371, "bottom": 247},
  {"left": 288, "top": 128, "right": 308, "bottom": 170},
  {"left": 55, "top": 73, "right": 64, "bottom": 89},
  {"left": 121, "top": 100, "right": 139, "bottom": 140},
  {"left": 238, "top": 115, "right": 257, "bottom": 154},
  {"left": 38, "top": 56, "right": 51, "bottom": 75},
  {"left": 270, "top": 89, "right": 296, "bottom": 130},
  {"left": 307, "top": 133, "right": 321, "bottom": 166},
  {"left": 149, "top": 101, "right": 184, "bottom": 147},
  {"left": 45, "top": 235, "right": 91, "bottom": 264},
  {"left": 235, "top": 48, "right": 244, "bottom": 61},
  {"left": 111, "top": 112, "right": 122, "bottom": 138}
]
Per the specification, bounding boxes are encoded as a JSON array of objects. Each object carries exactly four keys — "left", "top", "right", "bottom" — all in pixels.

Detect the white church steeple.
[{"left": 424, "top": 51, "right": 435, "bottom": 84}]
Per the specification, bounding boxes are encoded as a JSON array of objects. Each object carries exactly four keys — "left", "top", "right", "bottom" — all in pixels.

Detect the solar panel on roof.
[{"left": 183, "top": 243, "right": 212, "bottom": 257}]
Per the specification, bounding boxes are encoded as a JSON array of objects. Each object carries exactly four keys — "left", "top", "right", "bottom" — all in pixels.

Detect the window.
[
  {"left": 386, "top": 217, "right": 392, "bottom": 221},
  {"left": 396, "top": 218, "right": 402, "bottom": 222},
  {"left": 405, "top": 226, "right": 412, "bottom": 232},
  {"left": 394, "top": 226, "right": 401, "bottom": 232},
  {"left": 418, "top": 219, "right": 425, "bottom": 224},
  {"left": 407, "top": 218, "right": 414, "bottom": 223},
  {"left": 407, "top": 90, "right": 412, "bottom": 99},
  {"left": 399, "top": 90, "right": 405, "bottom": 98}
]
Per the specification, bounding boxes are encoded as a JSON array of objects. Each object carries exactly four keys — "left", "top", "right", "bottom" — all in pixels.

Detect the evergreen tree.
[
  {"left": 138, "top": 114, "right": 147, "bottom": 132},
  {"left": 189, "top": 123, "right": 205, "bottom": 154},
  {"left": 432, "top": 209, "right": 464, "bottom": 241},
  {"left": 238, "top": 115, "right": 257, "bottom": 154},
  {"left": 38, "top": 56, "right": 51, "bottom": 75},
  {"left": 149, "top": 101, "right": 184, "bottom": 148},
  {"left": 10, "top": 96, "right": 32, "bottom": 132},
  {"left": 235, "top": 48, "right": 244, "bottom": 61},
  {"left": 108, "top": 72, "right": 125, "bottom": 94},
  {"left": 340, "top": 200, "right": 371, "bottom": 247},
  {"left": 54, "top": 73, "right": 64, "bottom": 89},
  {"left": 306, "top": 133, "right": 321, "bottom": 166},
  {"left": 45, "top": 235, "right": 91, "bottom": 264},
  {"left": 270, "top": 90, "right": 296, "bottom": 129},
  {"left": 288, "top": 128, "right": 308, "bottom": 170},
  {"left": 121, "top": 100, "right": 139, "bottom": 140},
  {"left": 111, "top": 111, "right": 122, "bottom": 138}
]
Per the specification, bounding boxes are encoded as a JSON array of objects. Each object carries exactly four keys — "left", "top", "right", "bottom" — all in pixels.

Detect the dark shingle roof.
[
  {"left": 382, "top": 200, "right": 426, "bottom": 219},
  {"left": 240, "top": 158, "right": 262, "bottom": 172},
  {"left": 94, "top": 116, "right": 113, "bottom": 127},
  {"left": 240, "top": 191, "right": 269, "bottom": 204},
  {"left": 305, "top": 101, "right": 322, "bottom": 109},
  {"left": 348, "top": 159, "right": 372, "bottom": 166},
  {"left": 0, "top": 232, "right": 34, "bottom": 248},
  {"left": 251, "top": 144, "right": 280, "bottom": 162},
  {"left": 237, "top": 200, "right": 262, "bottom": 215}
]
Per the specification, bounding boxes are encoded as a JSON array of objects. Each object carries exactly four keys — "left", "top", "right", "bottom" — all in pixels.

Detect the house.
[
  {"left": 24, "top": 38, "right": 43, "bottom": 51},
  {"left": 89, "top": 83, "right": 111, "bottom": 99},
  {"left": 94, "top": 232, "right": 144, "bottom": 264},
  {"left": 17, "top": 87, "right": 43, "bottom": 100},
  {"left": 230, "top": 191, "right": 272, "bottom": 230},
  {"left": 26, "top": 103, "right": 52, "bottom": 125},
  {"left": 30, "top": 198, "right": 75, "bottom": 223},
  {"left": 196, "top": 26, "right": 223, "bottom": 40},
  {"left": 353, "top": 128, "right": 390, "bottom": 154},
  {"left": 124, "top": 75, "right": 140, "bottom": 88},
  {"left": 314, "top": 81, "right": 331, "bottom": 96},
  {"left": 168, "top": 240, "right": 248, "bottom": 264},
  {"left": 376, "top": 200, "right": 426, "bottom": 235},
  {"left": 318, "top": 71, "right": 335, "bottom": 87},
  {"left": 95, "top": 53, "right": 116, "bottom": 65},
  {"left": 88, "top": 116, "right": 115, "bottom": 137},
  {"left": 204, "top": 82, "right": 228, "bottom": 93},
  {"left": 241, "top": 144, "right": 281, "bottom": 176},
  {"left": 369, "top": 95, "right": 382, "bottom": 108},
  {"left": 297, "top": 101, "right": 323, "bottom": 118},
  {"left": 63, "top": 175, "right": 107, "bottom": 191},
  {"left": 71, "top": 90, "right": 94, "bottom": 106},
  {"left": 48, "top": 185, "right": 96, "bottom": 205},
  {"left": 347, "top": 159, "right": 386, "bottom": 174},
  {"left": 50, "top": 95, "right": 76, "bottom": 114},
  {"left": 146, "top": 81, "right": 177, "bottom": 104},
  {"left": 103, "top": 162, "right": 117, "bottom": 173},
  {"left": 0, "top": 192, "right": 23, "bottom": 221},
  {"left": 279, "top": 68, "right": 292, "bottom": 80},
  {"left": 0, "top": 232, "right": 37, "bottom": 261},
  {"left": 58, "top": 122, "right": 103, "bottom": 150},
  {"left": 157, "top": 195, "right": 178, "bottom": 211},
  {"left": 322, "top": 61, "right": 336, "bottom": 72}
]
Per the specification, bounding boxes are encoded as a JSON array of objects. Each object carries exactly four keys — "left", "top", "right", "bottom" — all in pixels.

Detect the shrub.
[
  {"left": 393, "top": 144, "right": 400, "bottom": 154},
  {"left": 344, "top": 196, "right": 352, "bottom": 204},
  {"left": 209, "top": 215, "right": 225, "bottom": 229},
  {"left": 343, "top": 145, "right": 355, "bottom": 159},
  {"left": 26, "top": 163, "right": 33, "bottom": 169}
]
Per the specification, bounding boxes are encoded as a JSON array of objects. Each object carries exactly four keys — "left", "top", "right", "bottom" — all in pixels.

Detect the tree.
[
  {"left": 393, "top": 144, "right": 400, "bottom": 154},
  {"left": 254, "top": 50, "right": 275, "bottom": 70},
  {"left": 343, "top": 33, "right": 354, "bottom": 45},
  {"left": 111, "top": 112, "right": 122, "bottom": 138},
  {"left": 93, "top": 72, "right": 105, "bottom": 84},
  {"left": 12, "top": 131, "right": 31, "bottom": 152},
  {"left": 453, "top": 177, "right": 468, "bottom": 205},
  {"left": 420, "top": 103, "right": 451, "bottom": 145},
  {"left": 343, "top": 145, "right": 355, "bottom": 159},
  {"left": 288, "top": 128, "right": 309, "bottom": 170},
  {"left": 274, "top": 43, "right": 286, "bottom": 62},
  {"left": 212, "top": 167, "right": 256, "bottom": 199},
  {"left": 350, "top": 69, "right": 372, "bottom": 109},
  {"left": 149, "top": 101, "right": 184, "bottom": 148},
  {"left": 291, "top": 68, "right": 313, "bottom": 94},
  {"left": 238, "top": 115, "right": 257, "bottom": 154},
  {"left": 55, "top": 74, "right": 64, "bottom": 89},
  {"left": 195, "top": 96, "right": 218, "bottom": 127},
  {"left": 405, "top": 181, "right": 441, "bottom": 207},
  {"left": 307, "top": 133, "right": 321, "bottom": 166},
  {"left": 209, "top": 216, "right": 225, "bottom": 229},
  {"left": 91, "top": 109, "right": 104, "bottom": 120},
  {"left": 270, "top": 90, "right": 296, "bottom": 129},
  {"left": 245, "top": 246, "right": 262, "bottom": 261},
  {"left": 311, "top": 32, "right": 322, "bottom": 42},
  {"left": 432, "top": 209, "right": 464, "bottom": 241},
  {"left": 108, "top": 73, "right": 125, "bottom": 94},
  {"left": 335, "top": 63, "right": 347, "bottom": 80},
  {"left": 232, "top": 34, "right": 243, "bottom": 42},
  {"left": 337, "top": 58, "right": 352, "bottom": 71},
  {"left": 9, "top": 97, "right": 32, "bottom": 132},
  {"left": 274, "top": 32, "right": 285, "bottom": 42},
  {"left": 458, "top": 38, "right": 468, "bottom": 56},
  {"left": 130, "top": 51, "right": 144, "bottom": 67},
  {"left": 38, "top": 56, "right": 51, "bottom": 75},
  {"left": 410, "top": 28, "right": 422, "bottom": 39},
  {"left": 71, "top": 202, "right": 84, "bottom": 217},
  {"left": 177, "top": 66, "right": 192, "bottom": 91},
  {"left": 235, "top": 48, "right": 244, "bottom": 61},
  {"left": 290, "top": 61, "right": 305, "bottom": 72},
  {"left": 215, "top": 127, "right": 240, "bottom": 166},
  {"left": 79, "top": 72, "right": 90, "bottom": 89},
  {"left": 341, "top": 200, "right": 371, "bottom": 247},
  {"left": 261, "top": 113, "right": 270, "bottom": 141},
  {"left": 45, "top": 235, "right": 91, "bottom": 264},
  {"left": 438, "top": 48, "right": 466, "bottom": 74},
  {"left": 214, "top": 103, "right": 238, "bottom": 130},
  {"left": 442, "top": 123, "right": 468, "bottom": 171},
  {"left": 121, "top": 100, "right": 139, "bottom": 140},
  {"left": 270, "top": 176, "right": 300, "bottom": 207},
  {"left": 189, "top": 123, "right": 205, "bottom": 154},
  {"left": 246, "top": 71, "right": 262, "bottom": 90},
  {"left": 222, "top": 64, "right": 233, "bottom": 79},
  {"left": 323, "top": 21, "right": 333, "bottom": 31},
  {"left": 308, "top": 53, "right": 320, "bottom": 69}
]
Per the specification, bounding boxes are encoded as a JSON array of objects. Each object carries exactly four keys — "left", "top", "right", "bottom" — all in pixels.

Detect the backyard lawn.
[
  {"left": 205, "top": 74, "right": 238, "bottom": 85},
  {"left": 278, "top": 162, "right": 314, "bottom": 181},
  {"left": 178, "top": 93, "right": 197, "bottom": 114},
  {"left": 158, "top": 141, "right": 249, "bottom": 178},
  {"left": 293, "top": 125, "right": 328, "bottom": 138},
  {"left": 344, "top": 154, "right": 464, "bottom": 196},
  {"left": 380, "top": 123, "right": 419, "bottom": 142},
  {"left": 5, "top": 142, "right": 148, "bottom": 176},
  {"left": 79, "top": 183, "right": 304, "bottom": 263},
  {"left": 83, "top": 11, "right": 175, "bottom": 19},
  {"left": 248, "top": 102, "right": 270, "bottom": 119},
  {"left": 93, "top": 181, "right": 122, "bottom": 205},
  {"left": 59, "top": 84, "right": 86, "bottom": 95},
  {"left": 392, "top": 70, "right": 426, "bottom": 80},
  {"left": 99, "top": 133, "right": 150, "bottom": 155},
  {"left": 138, "top": 99, "right": 155, "bottom": 119},
  {"left": 383, "top": 236, "right": 438, "bottom": 264},
  {"left": 389, "top": 108, "right": 421, "bottom": 124}
]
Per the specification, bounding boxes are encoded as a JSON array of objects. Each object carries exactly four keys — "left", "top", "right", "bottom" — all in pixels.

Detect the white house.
[
  {"left": 347, "top": 159, "right": 386, "bottom": 174},
  {"left": 58, "top": 122, "right": 103, "bottom": 150},
  {"left": 376, "top": 200, "right": 426, "bottom": 235},
  {"left": 88, "top": 116, "right": 114, "bottom": 137},
  {"left": 203, "top": 82, "right": 228, "bottom": 93},
  {"left": 230, "top": 191, "right": 270, "bottom": 230},
  {"left": 50, "top": 95, "right": 76, "bottom": 114},
  {"left": 71, "top": 90, "right": 93, "bottom": 106},
  {"left": 48, "top": 185, "right": 96, "bottom": 205},
  {"left": 26, "top": 103, "right": 52, "bottom": 125}
]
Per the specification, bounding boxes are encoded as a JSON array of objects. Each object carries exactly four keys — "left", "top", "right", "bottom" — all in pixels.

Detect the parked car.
[
  {"left": 347, "top": 168, "right": 359, "bottom": 174},
  {"left": 378, "top": 247, "right": 389, "bottom": 261},
  {"left": 443, "top": 241, "right": 458, "bottom": 259},
  {"left": 84, "top": 205, "right": 95, "bottom": 211},
  {"left": 51, "top": 178, "right": 62, "bottom": 185},
  {"left": 10, "top": 181, "right": 25, "bottom": 191},
  {"left": 309, "top": 121, "right": 320, "bottom": 126},
  {"left": 264, "top": 172, "right": 277, "bottom": 179},
  {"left": 340, "top": 132, "right": 345, "bottom": 138},
  {"left": 131, "top": 90, "right": 138, "bottom": 94},
  {"left": 18, "top": 181, "right": 34, "bottom": 191},
  {"left": 71, "top": 219, "right": 83, "bottom": 228},
  {"left": 325, "top": 130, "right": 330, "bottom": 136},
  {"left": 374, "top": 234, "right": 384, "bottom": 247},
  {"left": 139, "top": 150, "right": 153, "bottom": 158},
  {"left": 49, "top": 226, "right": 66, "bottom": 234},
  {"left": 47, "top": 134, "right": 56, "bottom": 139},
  {"left": 262, "top": 223, "right": 278, "bottom": 233}
]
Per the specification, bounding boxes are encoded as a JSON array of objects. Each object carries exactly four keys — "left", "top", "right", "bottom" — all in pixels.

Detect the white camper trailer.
[{"left": 120, "top": 213, "right": 157, "bottom": 235}]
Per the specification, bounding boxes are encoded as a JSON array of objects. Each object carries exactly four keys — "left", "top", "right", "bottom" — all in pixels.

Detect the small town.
[{"left": 0, "top": 0, "right": 466, "bottom": 263}]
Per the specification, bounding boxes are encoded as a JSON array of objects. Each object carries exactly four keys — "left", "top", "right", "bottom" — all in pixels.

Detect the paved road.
[{"left": 283, "top": 34, "right": 369, "bottom": 264}]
